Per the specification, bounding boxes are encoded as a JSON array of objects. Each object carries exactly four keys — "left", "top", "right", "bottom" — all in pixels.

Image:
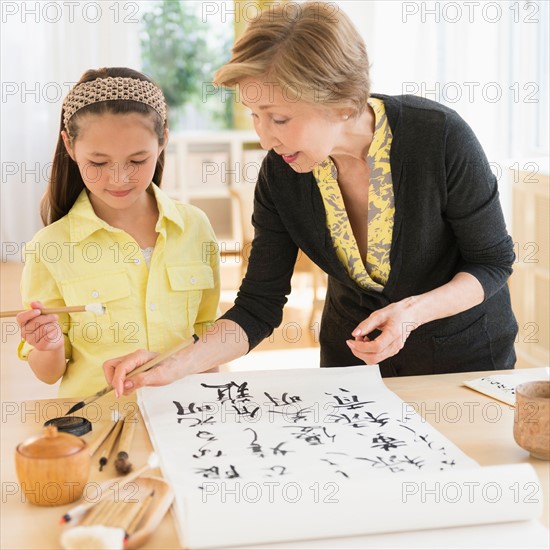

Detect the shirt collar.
[
  {"left": 69, "top": 184, "right": 185, "bottom": 243},
  {"left": 152, "top": 183, "right": 186, "bottom": 235}
]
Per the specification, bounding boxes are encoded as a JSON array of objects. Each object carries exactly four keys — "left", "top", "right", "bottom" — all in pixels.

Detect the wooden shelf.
[{"left": 162, "top": 130, "right": 266, "bottom": 241}]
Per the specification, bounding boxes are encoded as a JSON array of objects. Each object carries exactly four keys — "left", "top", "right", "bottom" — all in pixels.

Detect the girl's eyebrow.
[{"left": 89, "top": 150, "right": 149, "bottom": 157}]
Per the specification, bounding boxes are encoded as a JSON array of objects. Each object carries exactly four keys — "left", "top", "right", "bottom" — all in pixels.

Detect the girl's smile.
[
  {"left": 106, "top": 189, "right": 133, "bottom": 197},
  {"left": 62, "top": 112, "right": 166, "bottom": 223}
]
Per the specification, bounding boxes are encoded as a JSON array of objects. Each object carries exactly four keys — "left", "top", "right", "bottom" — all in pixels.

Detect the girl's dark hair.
[{"left": 41, "top": 67, "right": 168, "bottom": 225}]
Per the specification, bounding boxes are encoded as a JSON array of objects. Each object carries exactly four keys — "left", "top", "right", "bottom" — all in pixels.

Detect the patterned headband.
[{"left": 62, "top": 76, "right": 167, "bottom": 129}]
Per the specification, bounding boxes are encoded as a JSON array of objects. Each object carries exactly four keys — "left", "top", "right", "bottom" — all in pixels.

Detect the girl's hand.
[
  {"left": 346, "top": 297, "right": 420, "bottom": 365},
  {"left": 16, "top": 301, "right": 64, "bottom": 352}
]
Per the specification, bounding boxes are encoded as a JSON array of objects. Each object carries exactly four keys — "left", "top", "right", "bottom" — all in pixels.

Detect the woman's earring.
[{"left": 342, "top": 114, "right": 350, "bottom": 121}]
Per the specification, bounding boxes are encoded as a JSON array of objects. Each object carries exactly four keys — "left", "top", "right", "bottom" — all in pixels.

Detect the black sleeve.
[
  {"left": 220, "top": 155, "right": 298, "bottom": 349},
  {"left": 443, "top": 112, "right": 515, "bottom": 299}
]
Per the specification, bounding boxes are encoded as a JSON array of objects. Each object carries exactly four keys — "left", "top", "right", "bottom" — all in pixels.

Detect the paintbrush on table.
[
  {"left": 60, "top": 453, "right": 160, "bottom": 524},
  {"left": 114, "top": 413, "right": 137, "bottom": 475},
  {"left": 77, "top": 498, "right": 112, "bottom": 527},
  {"left": 60, "top": 491, "right": 156, "bottom": 549},
  {"left": 64, "top": 334, "right": 199, "bottom": 415},
  {"left": 98, "top": 416, "right": 125, "bottom": 472},
  {"left": 124, "top": 490, "right": 155, "bottom": 539},
  {"left": 86, "top": 411, "right": 121, "bottom": 457},
  {"left": 0, "top": 303, "right": 106, "bottom": 318}
]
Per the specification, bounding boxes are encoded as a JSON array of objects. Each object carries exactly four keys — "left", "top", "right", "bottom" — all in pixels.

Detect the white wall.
[
  {"left": 1, "top": 0, "right": 141, "bottom": 260},
  {"left": 1, "top": 1, "right": 548, "bottom": 258}
]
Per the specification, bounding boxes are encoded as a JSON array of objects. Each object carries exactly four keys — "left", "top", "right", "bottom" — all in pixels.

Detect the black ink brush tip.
[
  {"left": 65, "top": 401, "right": 85, "bottom": 416},
  {"left": 99, "top": 457, "right": 107, "bottom": 471},
  {"left": 64, "top": 384, "right": 114, "bottom": 415}
]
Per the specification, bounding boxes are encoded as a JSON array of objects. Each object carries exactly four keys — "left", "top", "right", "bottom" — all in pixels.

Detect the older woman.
[{"left": 105, "top": 1, "right": 517, "bottom": 396}]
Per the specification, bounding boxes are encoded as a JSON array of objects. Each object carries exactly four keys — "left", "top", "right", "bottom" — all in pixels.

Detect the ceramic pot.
[{"left": 513, "top": 380, "right": 550, "bottom": 460}]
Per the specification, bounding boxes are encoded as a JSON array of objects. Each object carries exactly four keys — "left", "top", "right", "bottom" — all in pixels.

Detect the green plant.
[{"left": 141, "top": 0, "right": 232, "bottom": 128}]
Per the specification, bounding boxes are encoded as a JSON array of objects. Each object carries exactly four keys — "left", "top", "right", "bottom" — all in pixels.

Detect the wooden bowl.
[
  {"left": 513, "top": 380, "right": 550, "bottom": 460},
  {"left": 15, "top": 425, "right": 90, "bottom": 506}
]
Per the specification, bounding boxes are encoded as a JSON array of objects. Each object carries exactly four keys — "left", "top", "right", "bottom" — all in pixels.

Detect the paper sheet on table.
[
  {"left": 182, "top": 464, "right": 544, "bottom": 549},
  {"left": 253, "top": 519, "right": 550, "bottom": 550},
  {"left": 138, "top": 365, "right": 545, "bottom": 549},
  {"left": 464, "top": 367, "right": 550, "bottom": 406}
]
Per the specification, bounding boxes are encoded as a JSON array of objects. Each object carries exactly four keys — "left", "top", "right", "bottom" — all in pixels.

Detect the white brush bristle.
[
  {"left": 60, "top": 526, "right": 124, "bottom": 550},
  {"left": 85, "top": 303, "right": 106, "bottom": 315},
  {"left": 147, "top": 452, "right": 160, "bottom": 469}
]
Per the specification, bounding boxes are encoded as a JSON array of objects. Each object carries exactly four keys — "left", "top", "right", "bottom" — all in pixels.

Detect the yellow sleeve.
[
  {"left": 18, "top": 240, "right": 72, "bottom": 361},
  {"left": 17, "top": 336, "right": 72, "bottom": 361}
]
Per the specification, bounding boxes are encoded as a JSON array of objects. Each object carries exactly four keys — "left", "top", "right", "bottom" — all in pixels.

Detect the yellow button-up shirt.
[{"left": 19, "top": 184, "right": 220, "bottom": 397}]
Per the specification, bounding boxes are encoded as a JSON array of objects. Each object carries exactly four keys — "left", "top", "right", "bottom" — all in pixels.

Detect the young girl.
[{"left": 16, "top": 67, "right": 220, "bottom": 398}]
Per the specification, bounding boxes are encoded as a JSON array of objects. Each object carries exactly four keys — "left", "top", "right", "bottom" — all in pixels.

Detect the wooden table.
[{"left": 1, "top": 362, "right": 549, "bottom": 549}]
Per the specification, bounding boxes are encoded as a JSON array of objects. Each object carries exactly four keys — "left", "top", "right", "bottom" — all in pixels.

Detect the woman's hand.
[
  {"left": 347, "top": 273, "right": 485, "bottom": 365},
  {"left": 16, "top": 301, "right": 64, "bottom": 352},
  {"left": 103, "top": 349, "right": 187, "bottom": 398},
  {"left": 346, "top": 297, "right": 420, "bottom": 365},
  {"left": 104, "top": 320, "right": 250, "bottom": 398}
]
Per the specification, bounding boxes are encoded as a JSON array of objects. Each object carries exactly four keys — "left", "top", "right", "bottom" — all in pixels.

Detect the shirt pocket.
[
  {"left": 166, "top": 264, "right": 214, "bottom": 327},
  {"left": 59, "top": 270, "right": 131, "bottom": 343}
]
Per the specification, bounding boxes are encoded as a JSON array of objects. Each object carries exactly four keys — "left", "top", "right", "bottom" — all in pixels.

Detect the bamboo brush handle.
[
  {"left": 79, "top": 498, "right": 111, "bottom": 526},
  {"left": 127, "top": 334, "right": 199, "bottom": 379},
  {"left": 87, "top": 420, "right": 118, "bottom": 456},
  {"left": 69, "top": 334, "right": 199, "bottom": 415},
  {"left": 102, "top": 500, "right": 129, "bottom": 527},
  {"left": 125, "top": 493, "right": 155, "bottom": 534},
  {"left": 98, "top": 418, "right": 125, "bottom": 467},
  {"left": 116, "top": 501, "right": 142, "bottom": 531},
  {"left": 0, "top": 305, "right": 87, "bottom": 318},
  {"left": 117, "top": 416, "right": 137, "bottom": 456}
]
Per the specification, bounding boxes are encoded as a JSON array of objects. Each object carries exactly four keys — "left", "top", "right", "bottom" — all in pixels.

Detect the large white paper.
[{"left": 138, "top": 365, "right": 545, "bottom": 549}]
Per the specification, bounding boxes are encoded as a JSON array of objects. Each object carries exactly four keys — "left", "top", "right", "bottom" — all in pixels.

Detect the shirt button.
[
  {"left": 134, "top": 258, "right": 140, "bottom": 264},
  {"left": 190, "top": 277, "right": 197, "bottom": 284},
  {"left": 91, "top": 290, "right": 100, "bottom": 298},
  {"left": 150, "top": 303, "right": 156, "bottom": 311}
]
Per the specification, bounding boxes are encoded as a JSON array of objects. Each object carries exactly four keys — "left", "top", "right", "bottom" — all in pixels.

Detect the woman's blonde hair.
[{"left": 213, "top": 1, "right": 370, "bottom": 115}]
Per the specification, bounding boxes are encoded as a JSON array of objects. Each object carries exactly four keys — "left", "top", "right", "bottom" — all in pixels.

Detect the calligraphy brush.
[
  {"left": 78, "top": 497, "right": 112, "bottom": 527},
  {"left": 124, "top": 490, "right": 155, "bottom": 539},
  {"left": 0, "top": 303, "right": 106, "bottom": 318},
  {"left": 65, "top": 334, "right": 199, "bottom": 416},
  {"left": 60, "top": 453, "right": 160, "bottom": 524},
  {"left": 114, "top": 414, "right": 137, "bottom": 475},
  {"left": 60, "top": 492, "right": 155, "bottom": 550},
  {"left": 98, "top": 416, "right": 125, "bottom": 471},
  {"left": 87, "top": 411, "right": 121, "bottom": 457}
]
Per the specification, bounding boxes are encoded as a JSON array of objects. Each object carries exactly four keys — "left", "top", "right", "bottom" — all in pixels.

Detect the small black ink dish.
[{"left": 44, "top": 416, "right": 92, "bottom": 437}]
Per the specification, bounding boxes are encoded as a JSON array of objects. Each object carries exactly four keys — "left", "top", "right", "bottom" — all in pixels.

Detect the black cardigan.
[{"left": 221, "top": 94, "right": 518, "bottom": 376}]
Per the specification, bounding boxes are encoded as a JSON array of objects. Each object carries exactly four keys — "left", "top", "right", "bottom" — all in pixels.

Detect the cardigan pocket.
[
  {"left": 166, "top": 264, "right": 214, "bottom": 327},
  {"left": 432, "top": 313, "right": 496, "bottom": 374}
]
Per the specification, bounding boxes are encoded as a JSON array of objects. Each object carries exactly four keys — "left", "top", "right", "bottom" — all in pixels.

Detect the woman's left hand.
[{"left": 346, "top": 298, "right": 420, "bottom": 365}]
